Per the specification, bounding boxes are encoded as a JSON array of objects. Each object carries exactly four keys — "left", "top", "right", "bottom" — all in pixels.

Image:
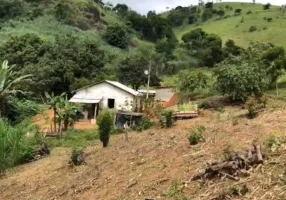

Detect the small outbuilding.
[{"left": 69, "top": 80, "right": 141, "bottom": 121}]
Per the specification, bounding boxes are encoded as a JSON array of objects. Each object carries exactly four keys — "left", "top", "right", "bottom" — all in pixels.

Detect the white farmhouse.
[{"left": 69, "top": 80, "right": 140, "bottom": 121}]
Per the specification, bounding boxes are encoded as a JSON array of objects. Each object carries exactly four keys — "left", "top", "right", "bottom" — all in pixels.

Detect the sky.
[{"left": 103, "top": 0, "right": 284, "bottom": 14}]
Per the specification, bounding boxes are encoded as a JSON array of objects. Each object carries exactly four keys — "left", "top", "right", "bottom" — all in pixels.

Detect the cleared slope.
[
  {"left": 174, "top": 2, "right": 286, "bottom": 48},
  {"left": 1, "top": 103, "right": 286, "bottom": 199}
]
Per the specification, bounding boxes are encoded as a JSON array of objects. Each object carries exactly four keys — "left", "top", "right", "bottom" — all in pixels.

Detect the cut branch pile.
[{"left": 192, "top": 141, "right": 265, "bottom": 181}]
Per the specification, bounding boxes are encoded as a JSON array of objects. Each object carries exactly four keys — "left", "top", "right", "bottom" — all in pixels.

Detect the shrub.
[
  {"left": 234, "top": 8, "right": 242, "bottom": 15},
  {"left": 199, "top": 101, "right": 211, "bottom": 109},
  {"left": 97, "top": 109, "right": 114, "bottom": 147},
  {"left": 188, "top": 125, "right": 205, "bottom": 145},
  {"left": 249, "top": 26, "right": 257, "bottom": 32},
  {"left": 266, "top": 17, "right": 272, "bottom": 22},
  {"left": 0, "top": 120, "right": 40, "bottom": 172},
  {"left": 69, "top": 148, "right": 85, "bottom": 166},
  {"left": 245, "top": 95, "right": 267, "bottom": 119},
  {"left": 165, "top": 110, "right": 174, "bottom": 128},
  {"left": 135, "top": 115, "right": 153, "bottom": 132},
  {"left": 263, "top": 3, "right": 271, "bottom": 10},
  {"left": 177, "top": 71, "right": 209, "bottom": 93},
  {"left": 246, "top": 10, "right": 252, "bottom": 14},
  {"left": 104, "top": 24, "right": 128, "bottom": 49}
]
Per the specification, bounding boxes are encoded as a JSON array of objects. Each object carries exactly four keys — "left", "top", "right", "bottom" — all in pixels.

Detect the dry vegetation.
[{"left": 1, "top": 99, "right": 286, "bottom": 200}]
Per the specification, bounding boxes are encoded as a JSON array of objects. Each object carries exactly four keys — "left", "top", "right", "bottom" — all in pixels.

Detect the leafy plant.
[
  {"left": 265, "top": 135, "right": 280, "bottom": 151},
  {"left": 245, "top": 95, "right": 267, "bottom": 119},
  {"left": 0, "top": 60, "right": 32, "bottom": 118},
  {"left": 134, "top": 115, "right": 154, "bottom": 132},
  {"left": 165, "top": 110, "right": 174, "bottom": 128},
  {"left": 164, "top": 181, "right": 182, "bottom": 198},
  {"left": 97, "top": 109, "right": 114, "bottom": 147},
  {"left": 57, "top": 96, "right": 82, "bottom": 132},
  {"left": 0, "top": 120, "right": 40, "bottom": 173},
  {"left": 69, "top": 148, "right": 85, "bottom": 166},
  {"left": 188, "top": 125, "right": 206, "bottom": 145}
]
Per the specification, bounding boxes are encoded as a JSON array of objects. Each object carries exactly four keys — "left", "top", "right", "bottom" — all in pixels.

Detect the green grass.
[
  {"left": 174, "top": 3, "right": 286, "bottom": 48},
  {"left": 47, "top": 129, "right": 99, "bottom": 149}
]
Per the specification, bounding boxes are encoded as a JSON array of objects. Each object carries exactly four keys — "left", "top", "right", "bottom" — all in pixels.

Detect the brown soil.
[{"left": 1, "top": 104, "right": 286, "bottom": 200}]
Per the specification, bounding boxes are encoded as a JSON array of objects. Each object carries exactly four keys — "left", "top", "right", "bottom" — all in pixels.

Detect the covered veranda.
[{"left": 69, "top": 94, "right": 103, "bottom": 123}]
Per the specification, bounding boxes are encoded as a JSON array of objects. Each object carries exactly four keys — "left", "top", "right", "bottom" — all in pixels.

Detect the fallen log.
[{"left": 191, "top": 142, "right": 264, "bottom": 181}]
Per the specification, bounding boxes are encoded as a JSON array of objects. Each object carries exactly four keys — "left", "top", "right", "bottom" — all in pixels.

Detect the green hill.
[
  {"left": 0, "top": 0, "right": 150, "bottom": 70},
  {"left": 173, "top": 2, "right": 286, "bottom": 48}
]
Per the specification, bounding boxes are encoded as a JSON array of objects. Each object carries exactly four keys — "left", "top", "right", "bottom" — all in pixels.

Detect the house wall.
[
  {"left": 75, "top": 82, "right": 135, "bottom": 110},
  {"left": 155, "top": 87, "right": 175, "bottom": 102}
]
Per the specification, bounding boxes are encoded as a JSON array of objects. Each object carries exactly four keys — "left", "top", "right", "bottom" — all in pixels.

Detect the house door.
[{"left": 108, "top": 99, "right": 115, "bottom": 109}]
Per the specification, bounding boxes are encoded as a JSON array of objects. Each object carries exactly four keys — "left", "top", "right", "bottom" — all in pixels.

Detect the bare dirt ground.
[{"left": 1, "top": 102, "right": 286, "bottom": 200}]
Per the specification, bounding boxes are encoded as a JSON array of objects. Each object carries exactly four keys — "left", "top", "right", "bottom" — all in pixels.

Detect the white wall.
[{"left": 75, "top": 82, "right": 135, "bottom": 110}]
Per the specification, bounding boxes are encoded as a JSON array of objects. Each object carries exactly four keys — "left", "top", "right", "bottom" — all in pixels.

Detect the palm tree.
[{"left": 0, "top": 60, "right": 32, "bottom": 117}]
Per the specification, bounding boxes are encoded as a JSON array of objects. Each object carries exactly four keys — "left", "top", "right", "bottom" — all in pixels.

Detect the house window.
[{"left": 108, "top": 99, "right": 115, "bottom": 109}]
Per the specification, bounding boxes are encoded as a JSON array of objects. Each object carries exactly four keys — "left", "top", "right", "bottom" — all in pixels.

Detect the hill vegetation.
[
  {"left": 167, "top": 2, "right": 286, "bottom": 48},
  {"left": 2, "top": 1, "right": 286, "bottom": 199}
]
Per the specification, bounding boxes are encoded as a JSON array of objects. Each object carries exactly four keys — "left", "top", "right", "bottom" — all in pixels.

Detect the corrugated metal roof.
[
  {"left": 105, "top": 80, "right": 138, "bottom": 96},
  {"left": 73, "top": 80, "right": 139, "bottom": 96},
  {"left": 69, "top": 94, "right": 103, "bottom": 103},
  {"left": 138, "top": 89, "right": 156, "bottom": 94}
]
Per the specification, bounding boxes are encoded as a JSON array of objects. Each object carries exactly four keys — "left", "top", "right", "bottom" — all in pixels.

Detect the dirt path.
[{"left": 1, "top": 108, "right": 286, "bottom": 200}]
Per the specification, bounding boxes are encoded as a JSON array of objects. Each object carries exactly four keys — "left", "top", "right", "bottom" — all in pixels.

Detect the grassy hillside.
[
  {"left": 174, "top": 2, "right": 286, "bottom": 48},
  {"left": 0, "top": 0, "right": 149, "bottom": 70}
]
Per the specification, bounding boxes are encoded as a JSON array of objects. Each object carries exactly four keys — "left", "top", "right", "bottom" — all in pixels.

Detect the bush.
[
  {"left": 134, "top": 116, "right": 153, "bottom": 132},
  {"left": 266, "top": 17, "right": 272, "bottom": 22},
  {"left": 234, "top": 8, "right": 242, "bottom": 15},
  {"left": 245, "top": 95, "right": 267, "bottom": 119},
  {"left": 177, "top": 71, "right": 209, "bottom": 93},
  {"left": 249, "top": 26, "right": 257, "bottom": 32},
  {"left": 5, "top": 98, "right": 41, "bottom": 124},
  {"left": 69, "top": 148, "right": 85, "bottom": 166},
  {"left": 199, "top": 101, "right": 211, "bottom": 109},
  {"left": 263, "top": 3, "right": 271, "bottom": 10},
  {"left": 165, "top": 110, "right": 174, "bottom": 128},
  {"left": 246, "top": 10, "right": 252, "bottom": 14},
  {"left": 188, "top": 125, "right": 206, "bottom": 145},
  {"left": 97, "top": 109, "right": 114, "bottom": 147},
  {"left": 0, "top": 120, "right": 40, "bottom": 172},
  {"left": 104, "top": 24, "right": 128, "bottom": 49}
]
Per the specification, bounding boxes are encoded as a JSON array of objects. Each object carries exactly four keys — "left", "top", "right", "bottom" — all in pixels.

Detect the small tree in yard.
[
  {"left": 165, "top": 110, "right": 173, "bottom": 128},
  {"left": 215, "top": 57, "right": 267, "bottom": 101},
  {"left": 97, "top": 109, "right": 114, "bottom": 148},
  {"left": 177, "top": 71, "right": 209, "bottom": 93}
]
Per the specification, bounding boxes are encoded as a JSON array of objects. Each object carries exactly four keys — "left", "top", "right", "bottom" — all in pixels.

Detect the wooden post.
[
  {"left": 94, "top": 103, "right": 98, "bottom": 119},
  {"left": 146, "top": 60, "right": 151, "bottom": 100}
]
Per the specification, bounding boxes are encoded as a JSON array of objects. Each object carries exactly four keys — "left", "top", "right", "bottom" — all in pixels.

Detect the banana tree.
[
  {"left": 57, "top": 96, "right": 82, "bottom": 136},
  {"left": 44, "top": 92, "right": 66, "bottom": 133},
  {"left": 0, "top": 60, "right": 32, "bottom": 117}
]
